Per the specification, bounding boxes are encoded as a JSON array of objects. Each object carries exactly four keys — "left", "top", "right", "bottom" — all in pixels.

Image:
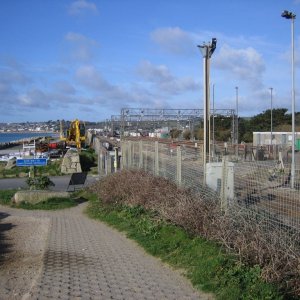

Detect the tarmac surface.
[
  {"left": 0, "top": 175, "right": 99, "bottom": 191},
  {"left": 0, "top": 203, "right": 211, "bottom": 300}
]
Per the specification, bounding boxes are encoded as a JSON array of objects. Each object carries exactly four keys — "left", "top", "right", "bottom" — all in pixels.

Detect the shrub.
[
  {"left": 26, "top": 175, "right": 55, "bottom": 190},
  {"left": 79, "top": 149, "right": 97, "bottom": 172}
]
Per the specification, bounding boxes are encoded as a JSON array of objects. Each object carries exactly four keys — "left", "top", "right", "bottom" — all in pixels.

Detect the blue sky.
[{"left": 0, "top": 0, "right": 299, "bottom": 122}]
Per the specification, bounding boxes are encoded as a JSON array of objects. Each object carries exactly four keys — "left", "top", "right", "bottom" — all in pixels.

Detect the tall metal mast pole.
[
  {"left": 282, "top": 10, "right": 296, "bottom": 189},
  {"left": 270, "top": 87, "right": 273, "bottom": 147},
  {"left": 198, "top": 38, "right": 217, "bottom": 183}
]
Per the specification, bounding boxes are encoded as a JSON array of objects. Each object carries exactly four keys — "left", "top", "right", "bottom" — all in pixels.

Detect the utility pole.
[
  {"left": 270, "top": 87, "right": 273, "bottom": 147},
  {"left": 281, "top": 10, "right": 296, "bottom": 189},
  {"left": 212, "top": 84, "right": 215, "bottom": 160},
  {"left": 235, "top": 86, "right": 239, "bottom": 145},
  {"left": 198, "top": 38, "right": 217, "bottom": 183}
]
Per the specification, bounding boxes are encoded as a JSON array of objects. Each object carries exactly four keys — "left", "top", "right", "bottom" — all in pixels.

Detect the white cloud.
[
  {"left": 151, "top": 27, "right": 196, "bottom": 55},
  {"left": 17, "top": 89, "right": 51, "bottom": 108},
  {"left": 137, "top": 60, "right": 199, "bottom": 95},
  {"left": 75, "top": 65, "right": 113, "bottom": 91},
  {"left": 75, "top": 64, "right": 176, "bottom": 109},
  {"left": 68, "top": 0, "right": 98, "bottom": 16},
  {"left": 214, "top": 44, "right": 265, "bottom": 88},
  {"left": 137, "top": 60, "right": 172, "bottom": 82},
  {"left": 65, "top": 32, "right": 98, "bottom": 62},
  {"left": 65, "top": 32, "right": 97, "bottom": 47},
  {"left": 54, "top": 81, "right": 76, "bottom": 94},
  {"left": 0, "top": 63, "right": 30, "bottom": 86},
  {"left": 0, "top": 59, "right": 33, "bottom": 114}
]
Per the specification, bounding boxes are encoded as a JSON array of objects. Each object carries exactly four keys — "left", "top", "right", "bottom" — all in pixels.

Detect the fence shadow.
[{"left": 0, "top": 212, "right": 15, "bottom": 266}]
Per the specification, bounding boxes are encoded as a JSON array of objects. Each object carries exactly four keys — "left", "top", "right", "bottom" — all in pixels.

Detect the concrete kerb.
[{"left": 13, "top": 190, "right": 70, "bottom": 205}]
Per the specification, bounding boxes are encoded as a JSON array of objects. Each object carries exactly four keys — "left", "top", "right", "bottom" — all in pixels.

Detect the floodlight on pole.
[
  {"left": 235, "top": 86, "right": 239, "bottom": 145},
  {"left": 269, "top": 87, "right": 273, "bottom": 147},
  {"left": 212, "top": 83, "right": 215, "bottom": 159},
  {"left": 281, "top": 10, "right": 296, "bottom": 189},
  {"left": 235, "top": 86, "right": 239, "bottom": 159},
  {"left": 197, "top": 38, "right": 217, "bottom": 172}
]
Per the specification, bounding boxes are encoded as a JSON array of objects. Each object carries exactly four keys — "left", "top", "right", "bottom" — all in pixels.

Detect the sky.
[{"left": 0, "top": 0, "right": 299, "bottom": 123}]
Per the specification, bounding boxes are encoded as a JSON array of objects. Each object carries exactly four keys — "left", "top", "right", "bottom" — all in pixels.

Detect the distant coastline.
[
  {"left": 0, "top": 132, "right": 59, "bottom": 146},
  {"left": 0, "top": 131, "right": 58, "bottom": 134}
]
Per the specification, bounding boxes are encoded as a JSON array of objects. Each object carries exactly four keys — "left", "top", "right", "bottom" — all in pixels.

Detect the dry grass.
[{"left": 88, "top": 170, "right": 300, "bottom": 297}]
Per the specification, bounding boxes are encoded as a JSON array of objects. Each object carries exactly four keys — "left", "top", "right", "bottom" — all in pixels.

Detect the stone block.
[
  {"left": 13, "top": 191, "right": 70, "bottom": 205},
  {"left": 5, "top": 158, "right": 16, "bottom": 170},
  {"left": 61, "top": 149, "right": 82, "bottom": 174},
  {"left": 71, "top": 156, "right": 80, "bottom": 163}
]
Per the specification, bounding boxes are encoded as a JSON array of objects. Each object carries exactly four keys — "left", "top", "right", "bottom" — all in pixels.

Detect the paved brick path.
[{"left": 0, "top": 203, "right": 210, "bottom": 300}]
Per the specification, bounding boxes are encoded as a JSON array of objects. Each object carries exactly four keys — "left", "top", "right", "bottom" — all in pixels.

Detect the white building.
[{"left": 253, "top": 132, "right": 300, "bottom": 149}]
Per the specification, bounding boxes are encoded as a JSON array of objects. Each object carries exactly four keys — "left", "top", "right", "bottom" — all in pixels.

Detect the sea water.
[{"left": 0, "top": 132, "right": 58, "bottom": 144}]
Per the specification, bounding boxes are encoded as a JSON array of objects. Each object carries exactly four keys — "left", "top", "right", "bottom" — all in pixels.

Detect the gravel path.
[{"left": 0, "top": 203, "right": 212, "bottom": 300}]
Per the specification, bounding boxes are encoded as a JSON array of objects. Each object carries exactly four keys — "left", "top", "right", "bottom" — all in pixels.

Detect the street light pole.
[
  {"left": 198, "top": 38, "right": 217, "bottom": 183},
  {"left": 235, "top": 86, "right": 239, "bottom": 145},
  {"left": 212, "top": 83, "right": 215, "bottom": 160},
  {"left": 270, "top": 87, "right": 273, "bottom": 147},
  {"left": 281, "top": 10, "right": 296, "bottom": 189}
]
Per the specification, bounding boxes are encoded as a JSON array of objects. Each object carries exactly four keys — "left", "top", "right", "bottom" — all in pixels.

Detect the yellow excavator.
[{"left": 60, "top": 119, "right": 86, "bottom": 149}]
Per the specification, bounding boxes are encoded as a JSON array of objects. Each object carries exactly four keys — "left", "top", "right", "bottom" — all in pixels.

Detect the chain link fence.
[{"left": 120, "top": 139, "right": 300, "bottom": 237}]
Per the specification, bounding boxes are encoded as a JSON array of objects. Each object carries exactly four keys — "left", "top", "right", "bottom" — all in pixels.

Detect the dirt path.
[{"left": 0, "top": 204, "right": 212, "bottom": 300}]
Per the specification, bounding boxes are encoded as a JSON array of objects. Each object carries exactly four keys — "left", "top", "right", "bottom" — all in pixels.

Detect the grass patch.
[
  {"left": 14, "top": 196, "right": 84, "bottom": 210},
  {"left": 0, "top": 189, "right": 17, "bottom": 205},
  {"left": 0, "top": 189, "right": 87, "bottom": 210},
  {"left": 86, "top": 194, "right": 283, "bottom": 300}
]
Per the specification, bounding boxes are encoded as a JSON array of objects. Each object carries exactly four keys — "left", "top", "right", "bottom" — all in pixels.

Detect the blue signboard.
[{"left": 16, "top": 158, "right": 48, "bottom": 167}]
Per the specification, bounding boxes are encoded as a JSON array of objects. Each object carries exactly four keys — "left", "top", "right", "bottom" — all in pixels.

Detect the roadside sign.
[{"left": 16, "top": 158, "right": 48, "bottom": 167}]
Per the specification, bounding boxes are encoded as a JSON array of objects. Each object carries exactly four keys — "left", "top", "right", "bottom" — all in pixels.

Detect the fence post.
[
  {"left": 144, "top": 142, "right": 148, "bottom": 172},
  {"left": 220, "top": 156, "right": 229, "bottom": 213},
  {"left": 176, "top": 145, "right": 182, "bottom": 186},
  {"left": 98, "top": 152, "right": 102, "bottom": 175},
  {"left": 203, "top": 144, "right": 206, "bottom": 185},
  {"left": 139, "top": 140, "right": 143, "bottom": 169},
  {"left": 106, "top": 152, "right": 112, "bottom": 174},
  {"left": 128, "top": 141, "right": 132, "bottom": 168},
  {"left": 120, "top": 144, "right": 123, "bottom": 170},
  {"left": 114, "top": 147, "right": 119, "bottom": 172},
  {"left": 104, "top": 151, "right": 111, "bottom": 175},
  {"left": 155, "top": 141, "right": 159, "bottom": 176}
]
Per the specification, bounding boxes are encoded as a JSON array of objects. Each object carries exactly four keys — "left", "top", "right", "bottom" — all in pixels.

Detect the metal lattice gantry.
[
  {"left": 110, "top": 115, "right": 122, "bottom": 134},
  {"left": 119, "top": 108, "right": 235, "bottom": 136}
]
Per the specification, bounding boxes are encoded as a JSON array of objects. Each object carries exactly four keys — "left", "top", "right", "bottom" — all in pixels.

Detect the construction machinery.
[{"left": 60, "top": 119, "right": 86, "bottom": 149}]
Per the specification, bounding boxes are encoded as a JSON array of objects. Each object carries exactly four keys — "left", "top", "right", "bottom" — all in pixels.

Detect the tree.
[
  {"left": 249, "top": 108, "right": 290, "bottom": 132},
  {"left": 170, "top": 128, "right": 182, "bottom": 139},
  {"left": 183, "top": 129, "right": 191, "bottom": 140},
  {"left": 239, "top": 108, "right": 293, "bottom": 142}
]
